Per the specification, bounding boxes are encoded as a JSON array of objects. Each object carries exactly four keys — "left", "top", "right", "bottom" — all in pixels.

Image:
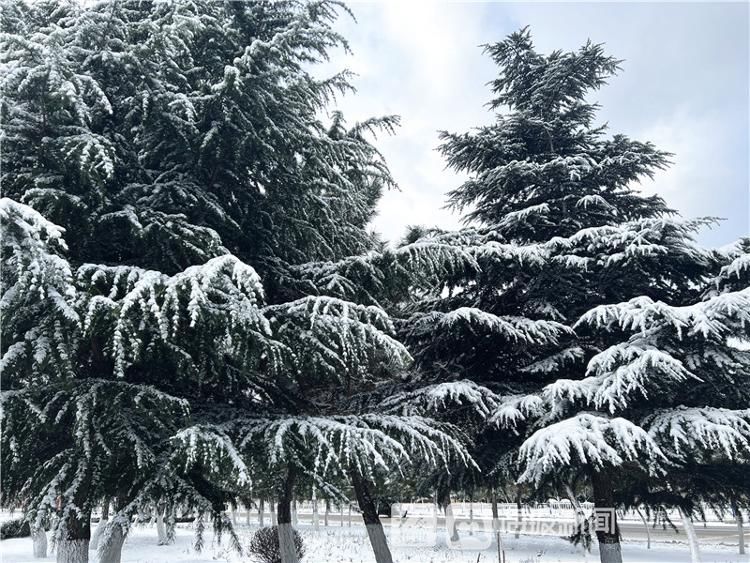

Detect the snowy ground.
[{"left": 2, "top": 522, "right": 748, "bottom": 563}]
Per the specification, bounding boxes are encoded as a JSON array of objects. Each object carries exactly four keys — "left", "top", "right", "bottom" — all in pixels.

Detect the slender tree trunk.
[
  {"left": 340, "top": 502, "right": 344, "bottom": 527},
  {"left": 91, "top": 499, "right": 110, "bottom": 550},
  {"left": 269, "top": 499, "right": 276, "bottom": 526},
  {"left": 433, "top": 491, "right": 439, "bottom": 534},
  {"left": 312, "top": 489, "right": 320, "bottom": 530},
  {"left": 277, "top": 468, "right": 299, "bottom": 563},
  {"left": 738, "top": 510, "right": 746, "bottom": 556},
  {"left": 591, "top": 470, "right": 622, "bottom": 563},
  {"left": 156, "top": 510, "right": 166, "bottom": 544},
  {"left": 259, "top": 498, "right": 265, "bottom": 527},
  {"left": 32, "top": 525, "right": 47, "bottom": 558},
  {"left": 57, "top": 509, "right": 91, "bottom": 563},
  {"left": 491, "top": 488, "right": 505, "bottom": 563},
  {"left": 98, "top": 514, "right": 128, "bottom": 563},
  {"left": 245, "top": 502, "right": 250, "bottom": 525},
  {"left": 469, "top": 496, "right": 474, "bottom": 536},
  {"left": 678, "top": 506, "right": 702, "bottom": 563},
  {"left": 565, "top": 483, "right": 586, "bottom": 539},
  {"left": 514, "top": 492, "right": 523, "bottom": 539},
  {"left": 635, "top": 507, "right": 651, "bottom": 549},
  {"left": 291, "top": 498, "right": 298, "bottom": 527},
  {"left": 156, "top": 506, "right": 170, "bottom": 545},
  {"left": 732, "top": 500, "right": 745, "bottom": 555},
  {"left": 324, "top": 498, "right": 330, "bottom": 527},
  {"left": 351, "top": 471, "right": 394, "bottom": 563},
  {"left": 440, "top": 490, "right": 460, "bottom": 543},
  {"left": 348, "top": 502, "right": 352, "bottom": 527}
]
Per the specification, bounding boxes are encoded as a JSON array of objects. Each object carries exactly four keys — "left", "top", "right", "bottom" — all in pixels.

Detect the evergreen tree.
[
  {"left": 1, "top": 0, "right": 394, "bottom": 278},
  {"left": 389, "top": 28, "right": 747, "bottom": 563},
  {"left": 519, "top": 247, "right": 750, "bottom": 563},
  {"left": 0, "top": 3, "right": 468, "bottom": 563}
]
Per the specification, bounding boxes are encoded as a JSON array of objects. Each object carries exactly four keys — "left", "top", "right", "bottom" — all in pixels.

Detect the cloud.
[
  {"left": 638, "top": 106, "right": 748, "bottom": 245},
  {"left": 324, "top": 2, "right": 748, "bottom": 247},
  {"left": 322, "top": 2, "right": 497, "bottom": 241},
  {"left": 505, "top": 1, "right": 749, "bottom": 247}
]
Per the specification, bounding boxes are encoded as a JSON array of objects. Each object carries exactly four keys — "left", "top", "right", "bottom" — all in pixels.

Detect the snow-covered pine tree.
[
  {"left": 1, "top": 3, "right": 472, "bottom": 563},
  {"left": 520, "top": 248, "right": 750, "bottom": 563},
  {"left": 388, "top": 28, "right": 737, "bottom": 563},
  {"left": 2, "top": 213, "right": 413, "bottom": 560},
  {"left": 1, "top": 0, "right": 393, "bottom": 279},
  {"left": 0, "top": 198, "right": 192, "bottom": 562},
  {"left": 368, "top": 26, "right": 654, "bottom": 527}
]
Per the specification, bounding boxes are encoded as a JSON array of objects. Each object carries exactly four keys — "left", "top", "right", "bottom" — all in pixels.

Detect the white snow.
[
  {"left": 1, "top": 521, "right": 747, "bottom": 563},
  {"left": 646, "top": 406, "right": 750, "bottom": 458},
  {"left": 517, "top": 414, "right": 664, "bottom": 483}
]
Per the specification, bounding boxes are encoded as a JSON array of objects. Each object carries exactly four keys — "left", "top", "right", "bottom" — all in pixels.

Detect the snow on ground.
[{"left": 2, "top": 523, "right": 748, "bottom": 563}]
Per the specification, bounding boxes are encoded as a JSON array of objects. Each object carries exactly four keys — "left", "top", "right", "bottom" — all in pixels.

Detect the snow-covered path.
[{"left": 2, "top": 523, "right": 748, "bottom": 563}]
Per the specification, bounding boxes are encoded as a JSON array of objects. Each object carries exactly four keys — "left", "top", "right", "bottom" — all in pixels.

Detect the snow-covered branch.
[{"left": 518, "top": 413, "right": 665, "bottom": 484}]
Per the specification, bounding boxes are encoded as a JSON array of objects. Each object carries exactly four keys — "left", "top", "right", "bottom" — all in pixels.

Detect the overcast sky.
[{"left": 321, "top": 1, "right": 749, "bottom": 248}]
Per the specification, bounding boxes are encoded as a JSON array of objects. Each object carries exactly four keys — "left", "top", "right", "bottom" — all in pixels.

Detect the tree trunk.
[
  {"left": 514, "top": 492, "right": 522, "bottom": 540},
  {"left": 324, "top": 498, "right": 330, "bottom": 527},
  {"left": 565, "top": 482, "right": 586, "bottom": 539},
  {"left": 91, "top": 499, "right": 110, "bottom": 550},
  {"left": 312, "top": 489, "right": 320, "bottom": 530},
  {"left": 245, "top": 502, "right": 251, "bottom": 525},
  {"left": 591, "top": 470, "right": 622, "bottom": 563},
  {"left": 491, "top": 488, "right": 505, "bottom": 563},
  {"left": 739, "top": 510, "right": 746, "bottom": 555},
  {"left": 32, "top": 525, "right": 47, "bottom": 558},
  {"left": 277, "top": 468, "right": 299, "bottom": 563},
  {"left": 469, "top": 497, "right": 474, "bottom": 536},
  {"left": 440, "top": 490, "right": 460, "bottom": 543},
  {"left": 678, "top": 506, "right": 702, "bottom": 563},
  {"left": 156, "top": 507, "right": 170, "bottom": 545},
  {"left": 340, "top": 502, "right": 344, "bottom": 527},
  {"left": 433, "top": 491, "right": 439, "bottom": 534},
  {"left": 732, "top": 500, "right": 745, "bottom": 555},
  {"left": 635, "top": 506, "right": 651, "bottom": 549},
  {"left": 351, "top": 471, "right": 394, "bottom": 563},
  {"left": 348, "top": 503, "right": 352, "bottom": 527},
  {"left": 57, "top": 509, "right": 91, "bottom": 563},
  {"left": 156, "top": 510, "right": 166, "bottom": 544},
  {"left": 259, "top": 498, "right": 265, "bottom": 527},
  {"left": 269, "top": 498, "right": 276, "bottom": 526},
  {"left": 98, "top": 515, "right": 128, "bottom": 563}
]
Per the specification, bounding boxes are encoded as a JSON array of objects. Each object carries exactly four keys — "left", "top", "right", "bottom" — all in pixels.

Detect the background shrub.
[
  {"left": 247, "top": 526, "right": 305, "bottom": 563},
  {"left": 0, "top": 518, "right": 31, "bottom": 540}
]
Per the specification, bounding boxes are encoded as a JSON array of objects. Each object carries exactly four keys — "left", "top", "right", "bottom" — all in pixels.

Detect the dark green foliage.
[
  {"left": 0, "top": 518, "right": 31, "bottom": 540},
  {"left": 248, "top": 526, "right": 305, "bottom": 563},
  {"left": 443, "top": 28, "right": 672, "bottom": 241},
  {"left": 1, "top": 4, "right": 472, "bottom": 555},
  {"left": 390, "top": 28, "right": 748, "bottom": 530},
  {"left": 1, "top": 0, "right": 394, "bottom": 281}
]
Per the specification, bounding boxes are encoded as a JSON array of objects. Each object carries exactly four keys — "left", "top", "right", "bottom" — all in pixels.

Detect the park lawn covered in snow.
[{"left": 2, "top": 524, "right": 748, "bottom": 563}]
